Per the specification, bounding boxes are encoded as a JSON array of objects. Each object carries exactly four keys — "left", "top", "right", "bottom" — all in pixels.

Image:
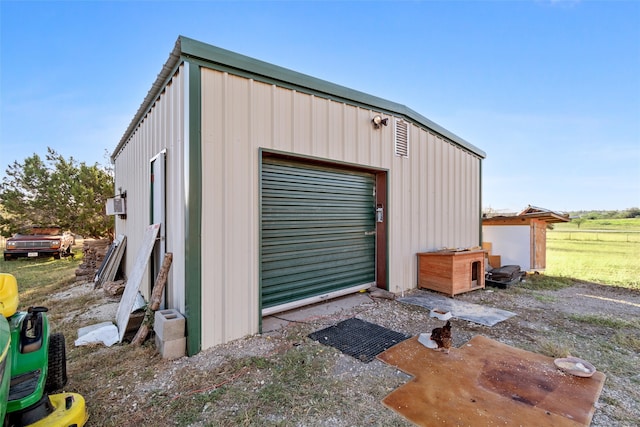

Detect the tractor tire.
[{"left": 46, "top": 332, "right": 68, "bottom": 392}]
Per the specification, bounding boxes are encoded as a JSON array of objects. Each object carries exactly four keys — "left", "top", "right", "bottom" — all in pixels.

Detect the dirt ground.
[{"left": 55, "top": 276, "right": 640, "bottom": 426}]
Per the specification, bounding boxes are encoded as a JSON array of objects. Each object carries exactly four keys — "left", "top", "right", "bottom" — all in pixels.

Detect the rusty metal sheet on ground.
[{"left": 377, "top": 335, "right": 605, "bottom": 427}]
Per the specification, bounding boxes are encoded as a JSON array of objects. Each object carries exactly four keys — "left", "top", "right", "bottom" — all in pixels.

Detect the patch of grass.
[
  {"left": 131, "top": 343, "right": 342, "bottom": 426},
  {"left": 71, "top": 344, "right": 158, "bottom": 381},
  {"left": 612, "top": 332, "right": 640, "bottom": 353},
  {"left": 254, "top": 346, "right": 329, "bottom": 405},
  {"left": 228, "top": 346, "right": 337, "bottom": 424},
  {"left": 568, "top": 314, "right": 634, "bottom": 329},
  {"left": 235, "top": 355, "right": 271, "bottom": 370},
  {"left": 594, "top": 345, "right": 640, "bottom": 377},
  {"left": 555, "top": 218, "right": 640, "bottom": 231},
  {"left": 171, "top": 393, "right": 224, "bottom": 426},
  {"left": 533, "top": 294, "right": 557, "bottom": 303},
  {"left": 601, "top": 395, "right": 620, "bottom": 406},
  {"left": 175, "top": 361, "right": 248, "bottom": 396},
  {"left": 545, "top": 239, "right": 640, "bottom": 289},
  {"left": 536, "top": 338, "right": 573, "bottom": 358},
  {"left": 519, "top": 274, "right": 573, "bottom": 291},
  {"left": 0, "top": 253, "right": 83, "bottom": 292}
]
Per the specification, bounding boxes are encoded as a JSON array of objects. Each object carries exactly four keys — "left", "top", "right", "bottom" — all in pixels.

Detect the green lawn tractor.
[{"left": 0, "top": 273, "right": 87, "bottom": 427}]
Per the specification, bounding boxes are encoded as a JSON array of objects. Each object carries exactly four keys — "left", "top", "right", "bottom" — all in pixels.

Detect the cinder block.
[
  {"left": 154, "top": 309, "right": 185, "bottom": 341},
  {"left": 155, "top": 334, "right": 186, "bottom": 360}
]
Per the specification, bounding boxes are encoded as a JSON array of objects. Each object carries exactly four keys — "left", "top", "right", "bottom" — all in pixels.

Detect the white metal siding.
[
  {"left": 483, "top": 225, "right": 531, "bottom": 270},
  {"left": 199, "top": 69, "right": 481, "bottom": 349},
  {"left": 113, "top": 65, "right": 186, "bottom": 311}
]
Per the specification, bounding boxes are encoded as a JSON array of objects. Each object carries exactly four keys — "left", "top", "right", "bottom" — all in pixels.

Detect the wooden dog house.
[{"left": 417, "top": 249, "right": 486, "bottom": 296}]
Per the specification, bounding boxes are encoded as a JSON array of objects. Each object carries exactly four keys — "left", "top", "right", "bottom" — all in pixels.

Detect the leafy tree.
[
  {"left": 569, "top": 208, "right": 640, "bottom": 220},
  {"left": 0, "top": 148, "right": 114, "bottom": 238},
  {"left": 572, "top": 217, "right": 586, "bottom": 229}
]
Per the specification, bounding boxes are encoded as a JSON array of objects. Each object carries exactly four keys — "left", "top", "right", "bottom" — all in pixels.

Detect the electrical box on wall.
[{"left": 106, "top": 198, "right": 127, "bottom": 215}]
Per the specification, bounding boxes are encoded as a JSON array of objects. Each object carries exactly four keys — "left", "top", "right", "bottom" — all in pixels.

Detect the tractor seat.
[{"left": 0, "top": 272, "right": 19, "bottom": 318}]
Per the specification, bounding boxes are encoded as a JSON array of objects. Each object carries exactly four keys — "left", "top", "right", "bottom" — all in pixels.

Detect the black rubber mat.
[{"left": 308, "top": 318, "right": 411, "bottom": 363}]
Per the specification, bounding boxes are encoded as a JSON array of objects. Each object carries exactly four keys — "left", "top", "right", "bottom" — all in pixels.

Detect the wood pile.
[
  {"left": 103, "top": 280, "right": 126, "bottom": 297},
  {"left": 75, "top": 239, "right": 111, "bottom": 282}
]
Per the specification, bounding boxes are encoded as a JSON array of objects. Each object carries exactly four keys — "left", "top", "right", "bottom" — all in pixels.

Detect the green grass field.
[
  {"left": 554, "top": 217, "right": 640, "bottom": 231},
  {"left": 547, "top": 218, "right": 640, "bottom": 289},
  {"left": 0, "top": 255, "right": 82, "bottom": 295}
]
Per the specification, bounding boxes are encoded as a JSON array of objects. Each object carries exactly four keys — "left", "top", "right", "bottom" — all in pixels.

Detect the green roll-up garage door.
[{"left": 261, "top": 157, "right": 376, "bottom": 311}]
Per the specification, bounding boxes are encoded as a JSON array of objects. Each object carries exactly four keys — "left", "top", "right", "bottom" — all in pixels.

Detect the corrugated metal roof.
[
  {"left": 483, "top": 205, "right": 570, "bottom": 224},
  {"left": 113, "top": 36, "right": 486, "bottom": 160}
]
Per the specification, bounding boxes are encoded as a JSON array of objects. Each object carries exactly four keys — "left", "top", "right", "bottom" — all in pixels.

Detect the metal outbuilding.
[{"left": 111, "top": 36, "right": 486, "bottom": 355}]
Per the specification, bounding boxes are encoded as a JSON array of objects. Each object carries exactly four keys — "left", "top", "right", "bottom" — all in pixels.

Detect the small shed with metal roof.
[
  {"left": 111, "top": 36, "right": 486, "bottom": 355},
  {"left": 482, "top": 205, "right": 570, "bottom": 272}
]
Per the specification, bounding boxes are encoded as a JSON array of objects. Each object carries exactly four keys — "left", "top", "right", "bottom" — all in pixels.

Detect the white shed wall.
[
  {"left": 200, "top": 69, "right": 481, "bottom": 348},
  {"left": 482, "top": 225, "right": 531, "bottom": 270},
  {"left": 113, "top": 66, "right": 186, "bottom": 311}
]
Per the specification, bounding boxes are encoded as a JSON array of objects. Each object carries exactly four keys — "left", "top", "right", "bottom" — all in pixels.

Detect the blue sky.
[{"left": 1, "top": 0, "right": 639, "bottom": 212}]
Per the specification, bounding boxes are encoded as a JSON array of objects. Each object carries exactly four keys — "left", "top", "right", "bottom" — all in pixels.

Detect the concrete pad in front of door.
[{"left": 262, "top": 291, "right": 373, "bottom": 334}]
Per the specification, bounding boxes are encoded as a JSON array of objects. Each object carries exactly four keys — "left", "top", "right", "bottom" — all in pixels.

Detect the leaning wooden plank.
[
  {"left": 132, "top": 252, "right": 173, "bottom": 346},
  {"left": 116, "top": 224, "right": 161, "bottom": 343}
]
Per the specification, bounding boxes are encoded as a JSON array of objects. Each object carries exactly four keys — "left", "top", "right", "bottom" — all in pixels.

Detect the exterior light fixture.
[{"left": 372, "top": 115, "right": 388, "bottom": 129}]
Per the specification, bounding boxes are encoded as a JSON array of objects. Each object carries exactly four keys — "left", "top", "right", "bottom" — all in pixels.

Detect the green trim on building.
[
  {"left": 185, "top": 61, "right": 202, "bottom": 356},
  {"left": 479, "top": 161, "right": 484, "bottom": 246},
  {"left": 257, "top": 152, "right": 264, "bottom": 333}
]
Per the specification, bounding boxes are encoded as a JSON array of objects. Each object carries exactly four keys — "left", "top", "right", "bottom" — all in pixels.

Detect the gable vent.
[{"left": 394, "top": 118, "right": 409, "bottom": 158}]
